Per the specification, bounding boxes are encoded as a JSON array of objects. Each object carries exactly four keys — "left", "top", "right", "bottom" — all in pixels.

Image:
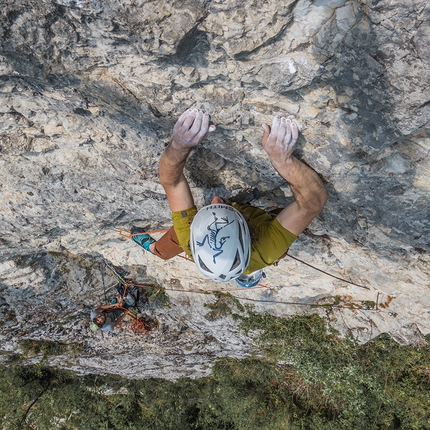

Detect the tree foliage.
[{"left": 1, "top": 314, "right": 429, "bottom": 429}]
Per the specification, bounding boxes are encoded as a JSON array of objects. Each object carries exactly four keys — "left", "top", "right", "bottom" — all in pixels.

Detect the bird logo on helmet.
[{"left": 190, "top": 204, "right": 251, "bottom": 282}]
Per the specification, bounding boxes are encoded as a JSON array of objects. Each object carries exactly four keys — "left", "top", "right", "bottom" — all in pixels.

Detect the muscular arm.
[
  {"left": 159, "top": 109, "right": 215, "bottom": 212},
  {"left": 159, "top": 142, "right": 195, "bottom": 211},
  {"left": 262, "top": 116, "right": 328, "bottom": 236}
]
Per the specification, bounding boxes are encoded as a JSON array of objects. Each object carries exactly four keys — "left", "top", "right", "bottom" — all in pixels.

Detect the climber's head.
[
  {"left": 190, "top": 203, "right": 251, "bottom": 282},
  {"left": 93, "top": 314, "right": 106, "bottom": 328}
]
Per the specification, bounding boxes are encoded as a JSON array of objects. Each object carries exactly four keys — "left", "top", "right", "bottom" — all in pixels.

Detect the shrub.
[{"left": 1, "top": 314, "right": 428, "bottom": 429}]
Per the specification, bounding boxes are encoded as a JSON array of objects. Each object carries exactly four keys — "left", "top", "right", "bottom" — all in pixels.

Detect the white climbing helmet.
[{"left": 190, "top": 204, "right": 251, "bottom": 282}]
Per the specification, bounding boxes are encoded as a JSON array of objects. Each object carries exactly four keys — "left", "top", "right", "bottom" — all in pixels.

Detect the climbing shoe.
[
  {"left": 235, "top": 269, "right": 264, "bottom": 288},
  {"left": 131, "top": 226, "right": 156, "bottom": 254}
]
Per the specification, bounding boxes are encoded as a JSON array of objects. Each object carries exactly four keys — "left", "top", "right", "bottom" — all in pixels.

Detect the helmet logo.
[{"left": 196, "top": 212, "right": 235, "bottom": 263}]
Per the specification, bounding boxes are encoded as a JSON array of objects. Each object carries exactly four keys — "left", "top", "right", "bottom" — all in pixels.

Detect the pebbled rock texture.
[{"left": 0, "top": 0, "right": 429, "bottom": 379}]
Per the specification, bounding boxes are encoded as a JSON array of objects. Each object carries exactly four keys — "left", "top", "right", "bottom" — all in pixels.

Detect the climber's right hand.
[{"left": 172, "top": 108, "right": 216, "bottom": 150}]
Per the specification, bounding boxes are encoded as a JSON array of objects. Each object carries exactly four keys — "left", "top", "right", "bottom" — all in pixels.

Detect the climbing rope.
[
  {"left": 285, "top": 253, "right": 370, "bottom": 290},
  {"left": 101, "top": 260, "right": 159, "bottom": 335},
  {"left": 100, "top": 261, "right": 108, "bottom": 302},
  {"left": 119, "top": 228, "right": 371, "bottom": 290},
  {"left": 99, "top": 302, "right": 158, "bottom": 335},
  {"left": 104, "top": 260, "right": 129, "bottom": 285},
  {"left": 112, "top": 228, "right": 387, "bottom": 321},
  {"left": 101, "top": 257, "right": 385, "bottom": 327},
  {"left": 105, "top": 273, "right": 382, "bottom": 315},
  {"left": 128, "top": 315, "right": 159, "bottom": 334},
  {"left": 228, "top": 294, "right": 383, "bottom": 312}
]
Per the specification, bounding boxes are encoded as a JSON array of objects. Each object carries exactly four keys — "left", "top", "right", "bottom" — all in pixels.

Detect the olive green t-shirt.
[{"left": 172, "top": 204, "right": 297, "bottom": 275}]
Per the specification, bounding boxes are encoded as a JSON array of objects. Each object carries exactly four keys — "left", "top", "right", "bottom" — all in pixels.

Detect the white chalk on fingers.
[{"left": 272, "top": 116, "right": 281, "bottom": 132}]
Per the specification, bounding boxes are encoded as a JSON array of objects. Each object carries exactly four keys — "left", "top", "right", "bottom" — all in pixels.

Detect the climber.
[
  {"left": 89, "top": 284, "right": 139, "bottom": 332},
  {"left": 131, "top": 108, "right": 328, "bottom": 287},
  {"left": 90, "top": 305, "right": 129, "bottom": 332},
  {"left": 90, "top": 300, "right": 158, "bottom": 335}
]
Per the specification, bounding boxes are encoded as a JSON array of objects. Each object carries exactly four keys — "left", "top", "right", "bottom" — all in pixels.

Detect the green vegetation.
[
  {"left": 140, "top": 284, "right": 170, "bottom": 308},
  {"left": 239, "top": 313, "right": 430, "bottom": 429},
  {"left": 1, "top": 313, "right": 429, "bottom": 429},
  {"left": 361, "top": 300, "right": 376, "bottom": 309},
  {"left": 19, "top": 339, "right": 83, "bottom": 359},
  {"left": 204, "top": 292, "right": 245, "bottom": 320}
]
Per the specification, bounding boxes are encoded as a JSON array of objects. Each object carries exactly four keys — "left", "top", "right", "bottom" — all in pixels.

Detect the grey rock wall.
[{"left": 0, "top": 0, "right": 429, "bottom": 379}]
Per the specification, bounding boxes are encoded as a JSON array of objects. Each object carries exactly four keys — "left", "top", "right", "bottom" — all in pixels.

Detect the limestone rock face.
[{"left": 0, "top": 0, "right": 429, "bottom": 379}]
